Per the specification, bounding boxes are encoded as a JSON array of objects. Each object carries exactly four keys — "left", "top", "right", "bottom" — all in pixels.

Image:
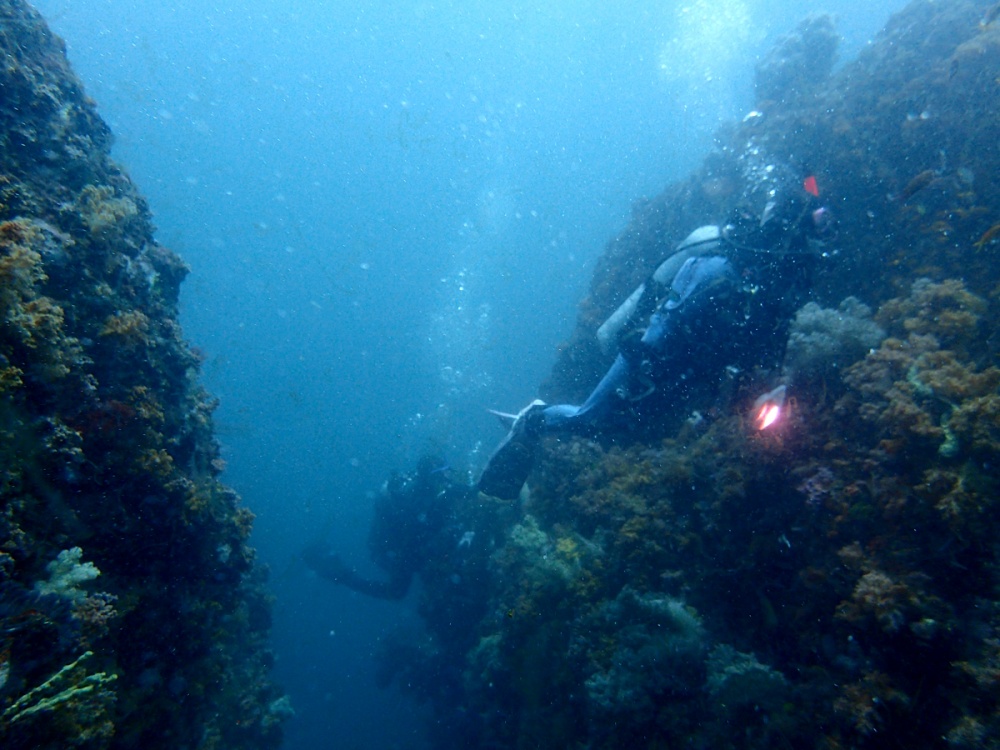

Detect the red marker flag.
[{"left": 803, "top": 175, "right": 819, "bottom": 197}]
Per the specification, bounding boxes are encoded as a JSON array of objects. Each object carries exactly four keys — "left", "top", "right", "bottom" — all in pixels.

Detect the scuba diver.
[
  {"left": 304, "top": 456, "right": 475, "bottom": 599},
  {"left": 479, "top": 166, "right": 835, "bottom": 500},
  {"left": 304, "top": 457, "right": 507, "bottom": 743}
]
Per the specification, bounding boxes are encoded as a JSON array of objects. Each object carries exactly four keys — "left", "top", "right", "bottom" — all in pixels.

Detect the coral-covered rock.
[
  {"left": 0, "top": 2, "right": 285, "bottom": 748},
  {"left": 784, "top": 296, "right": 886, "bottom": 388},
  {"left": 543, "top": 0, "right": 1000, "bottom": 405},
  {"left": 427, "top": 3, "right": 1000, "bottom": 749},
  {"left": 754, "top": 14, "right": 840, "bottom": 106}
]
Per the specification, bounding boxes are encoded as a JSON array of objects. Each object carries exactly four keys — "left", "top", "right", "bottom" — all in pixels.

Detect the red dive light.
[{"left": 753, "top": 385, "right": 787, "bottom": 431}]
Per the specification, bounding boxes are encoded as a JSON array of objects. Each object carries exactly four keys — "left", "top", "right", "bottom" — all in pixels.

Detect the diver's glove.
[
  {"left": 302, "top": 542, "right": 349, "bottom": 583},
  {"left": 478, "top": 400, "right": 546, "bottom": 500}
]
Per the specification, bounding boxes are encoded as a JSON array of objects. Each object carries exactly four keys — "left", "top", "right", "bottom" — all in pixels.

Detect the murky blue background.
[{"left": 33, "top": 1, "right": 909, "bottom": 746}]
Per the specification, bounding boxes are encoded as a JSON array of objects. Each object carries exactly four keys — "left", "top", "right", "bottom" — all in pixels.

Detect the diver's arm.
[
  {"left": 541, "top": 255, "right": 739, "bottom": 430},
  {"left": 303, "top": 544, "right": 414, "bottom": 600},
  {"left": 335, "top": 567, "right": 413, "bottom": 600}
]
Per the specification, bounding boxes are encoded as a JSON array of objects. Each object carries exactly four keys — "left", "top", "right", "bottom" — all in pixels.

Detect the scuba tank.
[{"left": 596, "top": 225, "right": 724, "bottom": 354}]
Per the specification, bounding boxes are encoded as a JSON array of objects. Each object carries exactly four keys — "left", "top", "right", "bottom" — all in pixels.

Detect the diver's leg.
[
  {"left": 541, "top": 353, "right": 630, "bottom": 431},
  {"left": 478, "top": 400, "right": 546, "bottom": 499},
  {"left": 479, "top": 355, "right": 632, "bottom": 498}
]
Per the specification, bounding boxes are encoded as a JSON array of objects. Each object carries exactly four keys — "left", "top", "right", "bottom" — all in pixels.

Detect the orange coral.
[
  {"left": 837, "top": 570, "right": 915, "bottom": 633},
  {"left": 834, "top": 671, "right": 910, "bottom": 736},
  {"left": 135, "top": 447, "right": 175, "bottom": 479},
  {"left": 920, "top": 461, "right": 998, "bottom": 535},
  {"left": 0, "top": 218, "right": 81, "bottom": 381},
  {"left": 0, "top": 364, "right": 23, "bottom": 391},
  {"left": 77, "top": 183, "right": 139, "bottom": 237},
  {"left": 876, "top": 278, "right": 985, "bottom": 353},
  {"left": 841, "top": 287, "right": 1000, "bottom": 461},
  {"left": 128, "top": 384, "right": 165, "bottom": 424},
  {"left": 232, "top": 506, "right": 256, "bottom": 541},
  {"left": 99, "top": 310, "right": 151, "bottom": 349},
  {"left": 947, "top": 393, "right": 1000, "bottom": 457}
]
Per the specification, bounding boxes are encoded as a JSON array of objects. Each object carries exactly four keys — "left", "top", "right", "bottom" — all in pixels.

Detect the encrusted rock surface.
[{"left": 0, "top": 2, "right": 287, "bottom": 747}]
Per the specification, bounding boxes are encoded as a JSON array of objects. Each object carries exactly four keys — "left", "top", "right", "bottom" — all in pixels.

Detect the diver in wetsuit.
[
  {"left": 304, "top": 457, "right": 504, "bottom": 743},
  {"left": 304, "top": 456, "right": 473, "bottom": 599},
  {"left": 479, "top": 169, "right": 834, "bottom": 500}
]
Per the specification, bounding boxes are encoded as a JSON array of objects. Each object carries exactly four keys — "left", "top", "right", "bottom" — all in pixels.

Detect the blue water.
[{"left": 33, "top": 1, "right": 911, "bottom": 747}]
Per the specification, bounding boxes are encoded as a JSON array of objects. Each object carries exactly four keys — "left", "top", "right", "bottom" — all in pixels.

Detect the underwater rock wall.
[
  {"left": 0, "top": 2, "right": 287, "bottom": 748},
  {"left": 545, "top": 0, "right": 1000, "bottom": 404},
  {"left": 460, "top": 274, "right": 1000, "bottom": 749},
  {"left": 423, "top": 2, "right": 1000, "bottom": 749}
]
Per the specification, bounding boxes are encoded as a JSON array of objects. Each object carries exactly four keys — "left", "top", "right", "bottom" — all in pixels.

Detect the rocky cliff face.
[
  {"left": 545, "top": 0, "right": 1000, "bottom": 404},
  {"left": 0, "top": 2, "right": 287, "bottom": 747},
  {"left": 393, "top": 3, "right": 1000, "bottom": 749}
]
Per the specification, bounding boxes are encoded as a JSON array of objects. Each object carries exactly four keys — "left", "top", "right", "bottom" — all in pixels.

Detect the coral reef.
[
  {"left": 542, "top": 0, "right": 1000, "bottom": 403},
  {"left": 705, "top": 645, "right": 788, "bottom": 714},
  {"left": 0, "top": 1, "right": 285, "bottom": 748},
  {"left": 578, "top": 588, "right": 706, "bottom": 724},
  {"left": 754, "top": 14, "right": 840, "bottom": 106},
  {"left": 1, "top": 650, "right": 118, "bottom": 747},
  {"left": 33, "top": 548, "right": 101, "bottom": 601},
  {"left": 385, "top": 2, "right": 1000, "bottom": 749},
  {"left": 446, "top": 273, "right": 1000, "bottom": 748},
  {"left": 784, "top": 296, "right": 886, "bottom": 389}
]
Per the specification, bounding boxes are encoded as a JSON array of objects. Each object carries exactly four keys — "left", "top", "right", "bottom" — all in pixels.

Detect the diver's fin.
[
  {"left": 478, "top": 429, "right": 536, "bottom": 500},
  {"left": 488, "top": 399, "right": 546, "bottom": 429},
  {"left": 487, "top": 408, "right": 519, "bottom": 429},
  {"left": 479, "top": 400, "right": 546, "bottom": 500}
]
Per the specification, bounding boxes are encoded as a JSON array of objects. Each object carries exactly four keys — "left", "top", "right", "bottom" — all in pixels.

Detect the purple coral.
[{"left": 797, "top": 466, "right": 835, "bottom": 508}]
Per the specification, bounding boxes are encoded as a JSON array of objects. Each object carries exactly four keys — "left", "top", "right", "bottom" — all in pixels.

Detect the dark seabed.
[{"left": 5, "top": 0, "right": 1000, "bottom": 748}]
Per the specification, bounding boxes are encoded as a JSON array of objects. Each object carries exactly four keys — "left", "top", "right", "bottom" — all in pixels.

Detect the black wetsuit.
[
  {"left": 477, "top": 223, "right": 816, "bottom": 500},
  {"left": 305, "top": 463, "right": 463, "bottom": 600},
  {"left": 536, "top": 229, "right": 814, "bottom": 434}
]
